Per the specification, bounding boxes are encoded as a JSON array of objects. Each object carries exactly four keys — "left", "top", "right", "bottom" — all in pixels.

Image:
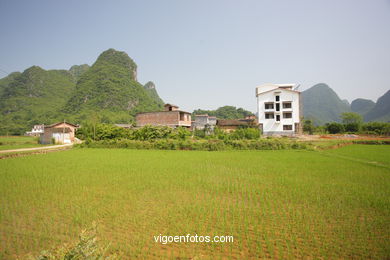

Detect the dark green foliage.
[
  {"left": 352, "top": 139, "right": 390, "bottom": 145},
  {"left": 364, "top": 90, "right": 390, "bottom": 122},
  {"left": 325, "top": 122, "right": 345, "bottom": 134},
  {"left": 361, "top": 122, "right": 390, "bottom": 136},
  {"left": 350, "top": 98, "right": 375, "bottom": 116},
  {"left": 193, "top": 106, "right": 254, "bottom": 119},
  {"left": 303, "top": 119, "right": 315, "bottom": 134},
  {"left": 344, "top": 123, "right": 360, "bottom": 133},
  {"left": 302, "top": 83, "right": 351, "bottom": 125}
]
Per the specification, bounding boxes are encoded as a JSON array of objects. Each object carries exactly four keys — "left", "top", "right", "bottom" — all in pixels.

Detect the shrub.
[
  {"left": 303, "top": 119, "right": 315, "bottom": 135},
  {"left": 230, "top": 128, "right": 260, "bottom": 140},
  {"left": 361, "top": 122, "right": 390, "bottom": 136},
  {"left": 326, "top": 123, "right": 345, "bottom": 134},
  {"left": 344, "top": 123, "right": 360, "bottom": 133},
  {"left": 32, "top": 222, "right": 117, "bottom": 260}
]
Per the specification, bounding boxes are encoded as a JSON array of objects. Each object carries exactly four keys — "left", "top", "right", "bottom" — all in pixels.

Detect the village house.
[
  {"left": 135, "top": 104, "right": 192, "bottom": 128},
  {"left": 217, "top": 117, "right": 258, "bottom": 132},
  {"left": 25, "top": 124, "right": 44, "bottom": 136},
  {"left": 256, "top": 83, "right": 302, "bottom": 136},
  {"left": 192, "top": 114, "right": 217, "bottom": 131},
  {"left": 40, "top": 121, "right": 78, "bottom": 144}
]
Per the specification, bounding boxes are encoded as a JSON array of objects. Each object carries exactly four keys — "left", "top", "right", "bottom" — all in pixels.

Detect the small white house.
[
  {"left": 25, "top": 124, "right": 44, "bottom": 136},
  {"left": 256, "top": 83, "right": 302, "bottom": 136}
]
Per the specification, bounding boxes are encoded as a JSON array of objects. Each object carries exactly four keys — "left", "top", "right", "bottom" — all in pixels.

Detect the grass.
[
  {"left": 322, "top": 144, "right": 390, "bottom": 167},
  {"left": 0, "top": 146, "right": 389, "bottom": 259},
  {"left": 0, "top": 136, "right": 47, "bottom": 150}
]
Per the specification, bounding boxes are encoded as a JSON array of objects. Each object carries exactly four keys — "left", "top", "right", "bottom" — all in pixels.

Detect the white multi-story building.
[{"left": 256, "top": 83, "right": 302, "bottom": 136}]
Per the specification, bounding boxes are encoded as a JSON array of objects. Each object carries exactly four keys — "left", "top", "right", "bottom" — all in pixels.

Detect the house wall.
[
  {"left": 136, "top": 111, "right": 191, "bottom": 127},
  {"left": 218, "top": 125, "right": 238, "bottom": 132},
  {"left": 257, "top": 88, "right": 301, "bottom": 135},
  {"left": 40, "top": 123, "right": 76, "bottom": 144},
  {"left": 193, "top": 115, "right": 217, "bottom": 130}
]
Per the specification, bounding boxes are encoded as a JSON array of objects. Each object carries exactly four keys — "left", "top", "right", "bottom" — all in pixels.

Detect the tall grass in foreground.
[{"left": 0, "top": 146, "right": 389, "bottom": 259}]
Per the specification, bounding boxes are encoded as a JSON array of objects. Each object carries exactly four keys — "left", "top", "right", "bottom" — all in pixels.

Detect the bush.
[
  {"left": 230, "top": 128, "right": 260, "bottom": 140},
  {"left": 344, "top": 123, "right": 360, "bottom": 133},
  {"left": 78, "top": 138, "right": 309, "bottom": 151},
  {"left": 326, "top": 123, "right": 345, "bottom": 134},
  {"left": 32, "top": 222, "right": 117, "bottom": 260},
  {"left": 361, "top": 122, "right": 390, "bottom": 136},
  {"left": 303, "top": 119, "right": 315, "bottom": 135}
]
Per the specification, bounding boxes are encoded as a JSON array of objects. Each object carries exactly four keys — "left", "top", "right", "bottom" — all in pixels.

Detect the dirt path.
[{"left": 0, "top": 143, "right": 73, "bottom": 154}]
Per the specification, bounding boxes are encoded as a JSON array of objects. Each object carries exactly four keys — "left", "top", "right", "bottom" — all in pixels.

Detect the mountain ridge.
[{"left": 0, "top": 49, "right": 164, "bottom": 134}]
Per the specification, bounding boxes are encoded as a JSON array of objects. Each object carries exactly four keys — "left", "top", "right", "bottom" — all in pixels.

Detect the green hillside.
[
  {"left": 0, "top": 49, "right": 164, "bottom": 134},
  {"left": 351, "top": 98, "right": 375, "bottom": 116},
  {"left": 193, "top": 106, "right": 254, "bottom": 119},
  {"left": 0, "top": 72, "right": 22, "bottom": 97},
  {"left": 364, "top": 90, "right": 390, "bottom": 122},
  {"left": 68, "top": 64, "right": 90, "bottom": 82},
  {"left": 302, "top": 83, "right": 351, "bottom": 125},
  {"left": 144, "top": 81, "right": 164, "bottom": 105},
  {"left": 0, "top": 66, "right": 76, "bottom": 135},
  {"left": 63, "top": 49, "right": 164, "bottom": 123}
]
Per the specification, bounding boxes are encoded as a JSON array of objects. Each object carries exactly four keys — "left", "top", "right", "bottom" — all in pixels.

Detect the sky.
[{"left": 0, "top": 0, "right": 389, "bottom": 113}]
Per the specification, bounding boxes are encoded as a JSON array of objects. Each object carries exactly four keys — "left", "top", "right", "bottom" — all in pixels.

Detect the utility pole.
[{"left": 63, "top": 119, "right": 65, "bottom": 144}]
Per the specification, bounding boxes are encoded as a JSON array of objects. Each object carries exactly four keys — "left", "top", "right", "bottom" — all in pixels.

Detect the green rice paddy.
[
  {"left": 0, "top": 136, "right": 45, "bottom": 151},
  {"left": 0, "top": 145, "right": 389, "bottom": 259}
]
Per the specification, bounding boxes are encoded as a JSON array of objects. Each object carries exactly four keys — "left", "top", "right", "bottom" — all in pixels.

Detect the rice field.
[
  {"left": 0, "top": 136, "right": 45, "bottom": 150},
  {"left": 0, "top": 146, "right": 389, "bottom": 259}
]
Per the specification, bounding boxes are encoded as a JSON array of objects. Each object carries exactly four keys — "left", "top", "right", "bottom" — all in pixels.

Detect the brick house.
[
  {"left": 40, "top": 121, "right": 78, "bottom": 144},
  {"left": 136, "top": 104, "right": 192, "bottom": 128}
]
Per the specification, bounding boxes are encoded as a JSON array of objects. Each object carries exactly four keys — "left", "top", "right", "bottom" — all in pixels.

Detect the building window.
[
  {"left": 283, "top": 102, "right": 292, "bottom": 109},
  {"left": 283, "top": 112, "right": 292, "bottom": 119},
  {"left": 264, "top": 103, "right": 274, "bottom": 109},
  {"left": 276, "top": 103, "right": 280, "bottom": 111},
  {"left": 275, "top": 95, "right": 280, "bottom": 102},
  {"left": 283, "top": 125, "right": 293, "bottom": 130},
  {"left": 276, "top": 115, "right": 280, "bottom": 121},
  {"left": 265, "top": 112, "right": 274, "bottom": 119}
]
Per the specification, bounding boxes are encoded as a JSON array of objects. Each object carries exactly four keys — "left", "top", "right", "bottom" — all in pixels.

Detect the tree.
[
  {"left": 326, "top": 122, "right": 345, "bottom": 134},
  {"left": 303, "top": 119, "right": 315, "bottom": 134},
  {"left": 340, "top": 112, "right": 362, "bottom": 132}
]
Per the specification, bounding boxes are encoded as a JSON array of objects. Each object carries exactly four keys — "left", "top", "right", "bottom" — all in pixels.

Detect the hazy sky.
[{"left": 0, "top": 0, "right": 389, "bottom": 112}]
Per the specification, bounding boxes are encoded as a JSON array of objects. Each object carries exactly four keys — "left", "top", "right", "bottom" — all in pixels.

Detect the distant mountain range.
[
  {"left": 302, "top": 83, "right": 390, "bottom": 125},
  {"left": 0, "top": 49, "right": 164, "bottom": 135},
  {"left": 0, "top": 49, "right": 389, "bottom": 134}
]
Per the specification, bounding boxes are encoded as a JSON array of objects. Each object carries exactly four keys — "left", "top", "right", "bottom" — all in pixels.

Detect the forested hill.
[
  {"left": 0, "top": 66, "right": 77, "bottom": 134},
  {"left": 302, "top": 83, "right": 390, "bottom": 124},
  {"left": 63, "top": 49, "right": 164, "bottom": 123},
  {"left": 0, "top": 49, "right": 164, "bottom": 135},
  {"left": 193, "top": 106, "right": 254, "bottom": 119}
]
